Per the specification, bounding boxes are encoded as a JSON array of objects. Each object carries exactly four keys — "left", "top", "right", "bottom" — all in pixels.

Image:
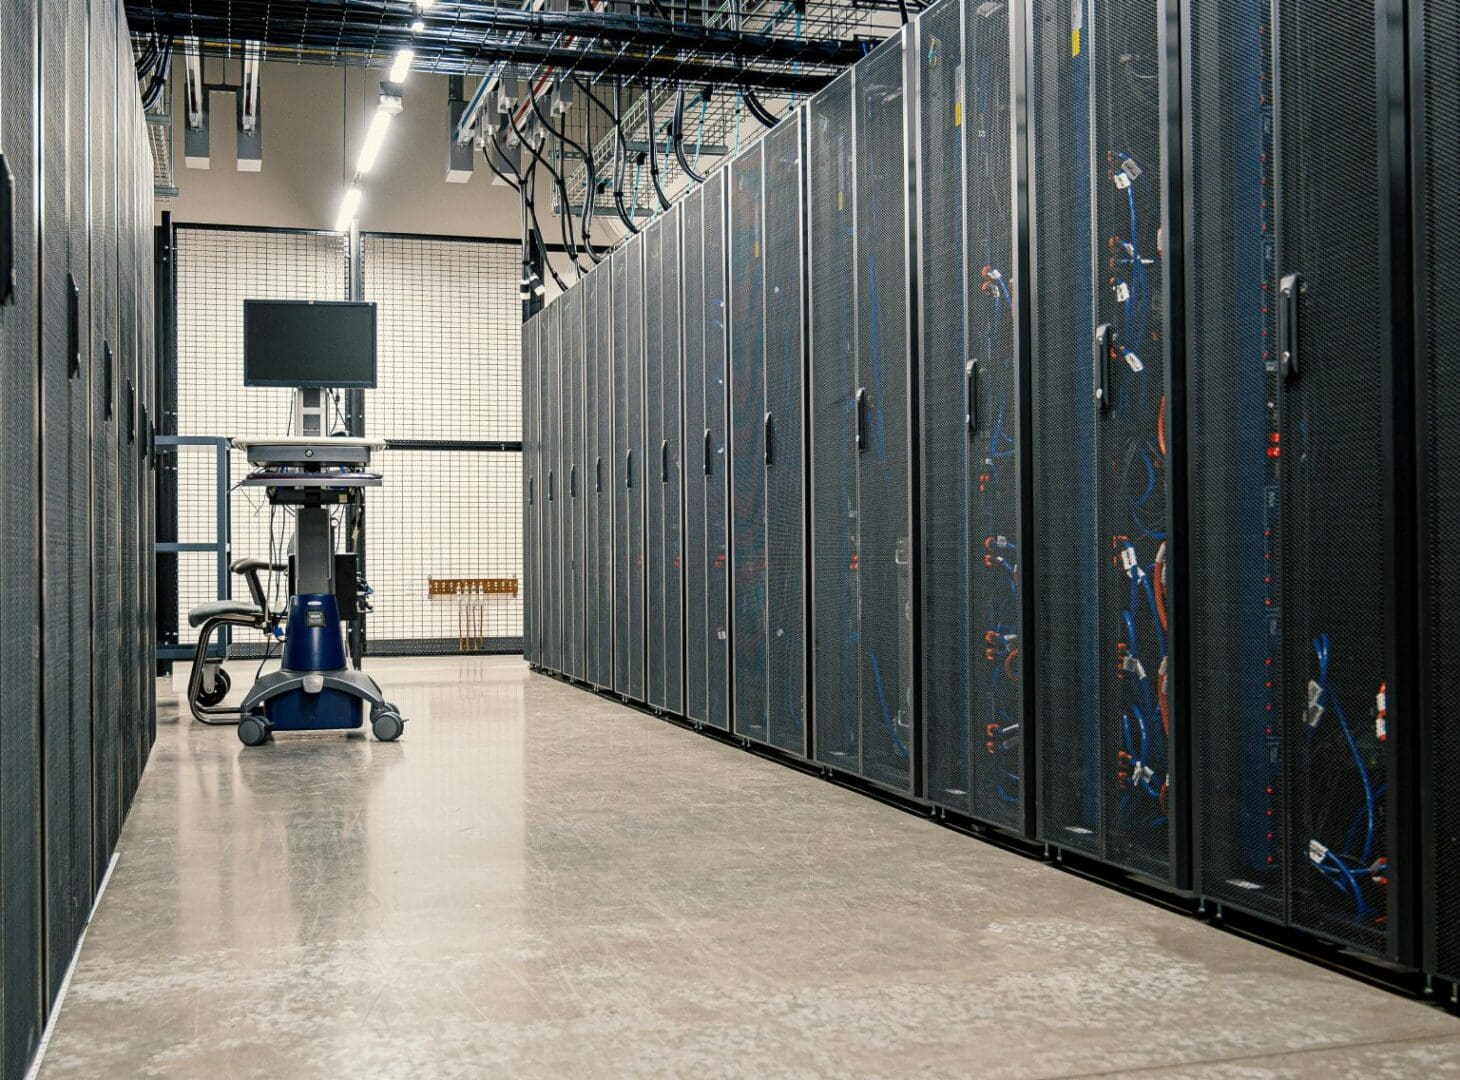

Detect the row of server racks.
[
  {"left": 0, "top": 1, "right": 159, "bottom": 1073},
  {"left": 524, "top": 0, "right": 1460, "bottom": 986}
]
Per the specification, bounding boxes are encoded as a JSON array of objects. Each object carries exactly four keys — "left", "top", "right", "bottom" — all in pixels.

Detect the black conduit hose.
[
  {"left": 507, "top": 106, "right": 587, "bottom": 275},
  {"left": 570, "top": 73, "right": 628, "bottom": 243},
  {"left": 672, "top": 86, "right": 706, "bottom": 185},
  {"left": 611, "top": 79, "right": 641, "bottom": 235},
  {"left": 490, "top": 130, "right": 568, "bottom": 293},
  {"left": 643, "top": 79, "right": 672, "bottom": 211},
  {"left": 530, "top": 89, "right": 604, "bottom": 265}
]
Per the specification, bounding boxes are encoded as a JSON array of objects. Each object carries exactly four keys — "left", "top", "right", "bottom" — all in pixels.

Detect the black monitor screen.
[{"left": 243, "top": 300, "right": 378, "bottom": 388}]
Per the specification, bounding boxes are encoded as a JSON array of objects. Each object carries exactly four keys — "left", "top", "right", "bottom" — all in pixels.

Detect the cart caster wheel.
[
  {"left": 371, "top": 711, "right": 405, "bottom": 742},
  {"left": 197, "top": 669, "right": 231, "bottom": 707},
  {"left": 238, "top": 714, "right": 271, "bottom": 747}
]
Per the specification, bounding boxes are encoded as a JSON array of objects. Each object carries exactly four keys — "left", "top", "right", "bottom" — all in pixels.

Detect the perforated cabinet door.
[
  {"left": 594, "top": 264, "right": 615, "bottom": 689},
  {"left": 853, "top": 35, "right": 915, "bottom": 795},
  {"left": 1274, "top": 0, "right": 1396, "bottom": 956},
  {"left": 730, "top": 146, "right": 768, "bottom": 742},
  {"left": 543, "top": 302, "right": 561, "bottom": 674},
  {"left": 522, "top": 317, "right": 538, "bottom": 666},
  {"left": 583, "top": 271, "right": 603, "bottom": 687},
  {"left": 808, "top": 72, "right": 861, "bottom": 773},
  {"left": 763, "top": 117, "right": 808, "bottom": 757},
  {"left": 1030, "top": 0, "right": 1103, "bottom": 859},
  {"left": 624, "top": 241, "right": 647, "bottom": 701},
  {"left": 0, "top": 0, "right": 45, "bottom": 1067},
  {"left": 701, "top": 171, "right": 731, "bottom": 734},
  {"left": 1417, "top": 0, "right": 1460, "bottom": 981},
  {"left": 662, "top": 205, "right": 685, "bottom": 716},
  {"left": 681, "top": 188, "right": 709, "bottom": 723},
  {"left": 564, "top": 287, "right": 583, "bottom": 681},
  {"left": 644, "top": 219, "right": 667, "bottom": 709}
]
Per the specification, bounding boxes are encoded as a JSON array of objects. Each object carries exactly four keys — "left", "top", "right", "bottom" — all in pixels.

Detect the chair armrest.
[{"left": 231, "top": 558, "right": 286, "bottom": 613}]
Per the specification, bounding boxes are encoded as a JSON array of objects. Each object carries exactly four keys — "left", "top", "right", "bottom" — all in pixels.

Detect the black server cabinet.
[
  {"left": 584, "top": 264, "right": 614, "bottom": 690},
  {"left": 118, "top": 37, "right": 138, "bottom": 809},
  {"left": 0, "top": 0, "right": 44, "bottom": 1066},
  {"left": 542, "top": 300, "right": 562, "bottom": 674},
  {"left": 593, "top": 263, "right": 615, "bottom": 689},
  {"left": 613, "top": 241, "right": 647, "bottom": 701},
  {"left": 917, "top": 0, "right": 1028, "bottom": 830},
  {"left": 1028, "top": 0, "right": 1183, "bottom": 883},
  {"left": 644, "top": 208, "right": 685, "bottom": 715},
  {"left": 564, "top": 286, "right": 586, "bottom": 681},
  {"left": 682, "top": 174, "right": 732, "bottom": 730},
  {"left": 1417, "top": 0, "right": 1460, "bottom": 982},
  {"left": 1186, "top": 0, "right": 1413, "bottom": 957},
  {"left": 809, "top": 34, "right": 918, "bottom": 794},
  {"left": 522, "top": 315, "right": 540, "bottom": 666},
  {"left": 91, "top": 0, "right": 120, "bottom": 885},
  {"left": 732, "top": 119, "right": 809, "bottom": 755}
]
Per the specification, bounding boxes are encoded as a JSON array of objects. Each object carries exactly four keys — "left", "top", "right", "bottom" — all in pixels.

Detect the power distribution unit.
[
  {"left": 1186, "top": 0, "right": 1413, "bottom": 957},
  {"left": 915, "top": 0, "right": 1029, "bottom": 831},
  {"left": 612, "top": 241, "right": 648, "bottom": 701},
  {"left": 1416, "top": 0, "right": 1460, "bottom": 983},
  {"left": 809, "top": 32, "right": 919, "bottom": 794},
  {"left": 644, "top": 208, "right": 686, "bottom": 715},
  {"left": 729, "top": 117, "right": 810, "bottom": 756},
  {"left": 682, "top": 172, "right": 733, "bottom": 731},
  {"left": 1029, "top": 0, "right": 1184, "bottom": 884}
]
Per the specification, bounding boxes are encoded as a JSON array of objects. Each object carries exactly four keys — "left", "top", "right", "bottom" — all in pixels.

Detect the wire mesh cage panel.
[
  {"left": 1418, "top": 0, "right": 1460, "bottom": 981},
  {"left": 367, "top": 450, "right": 523, "bottom": 652},
  {"left": 763, "top": 114, "right": 808, "bottom": 757},
  {"left": 174, "top": 226, "right": 348, "bottom": 635},
  {"left": 918, "top": 0, "right": 1023, "bottom": 827},
  {"left": 542, "top": 300, "right": 562, "bottom": 673},
  {"left": 361, "top": 235, "right": 521, "bottom": 442},
  {"left": 730, "top": 144, "right": 769, "bottom": 742},
  {"left": 808, "top": 71, "right": 860, "bottom": 773},
  {"left": 613, "top": 241, "right": 648, "bottom": 701},
  {"left": 854, "top": 34, "right": 915, "bottom": 794},
  {"left": 682, "top": 186, "right": 710, "bottom": 724},
  {"left": 701, "top": 169, "right": 732, "bottom": 734},
  {"left": 593, "top": 262, "right": 616, "bottom": 689}
]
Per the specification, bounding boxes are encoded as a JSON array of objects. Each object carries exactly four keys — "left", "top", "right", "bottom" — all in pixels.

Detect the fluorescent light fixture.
[
  {"left": 410, "top": 19, "right": 425, "bottom": 32},
  {"left": 417, "top": 0, "right": 436, "bottom": 8},
  {"left": 356, "top": 108, "right": 395, "bottom": 174},
  {"left": 388, "top": 48, "right": 414, "bottom": 84},
  {"left": 335, "top": 186, "right": 362, "bottom": 231}
]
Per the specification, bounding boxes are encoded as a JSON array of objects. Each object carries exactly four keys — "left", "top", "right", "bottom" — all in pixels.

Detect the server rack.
[
  {"left": 1184, "top": 0, "right": 1413, "bottom": 957},
  {"left": 1416, "top": 0, "right": 1460, "bottom": 983},
  {"left": 916, "top": 0, "right": 1029, "bottom": 830},
  {"left": 681, "top": 174, "right": 732, "bottom": 730},
  {"left": 583, "top": 263, "right": 612, "bottom": 690},
  {"left": 1027, "top": 0, "right": 1185, "bottom": 885},
  {"left": 808, "top": 32, "right": 919, "bottom": 794},
  {"left": 564, "top": 285, "right": 585, "bottom": 681},
  {"left": 542, "top": 300, "right": 562, "bottom": 674},
  {"left": 613, "top": 240, "right": 647, "bottom": 701},
  {"left": 644, "top": 208, "right": 685, "bottom": 715},
  {"left": 522, "top": 315, "right": 540, "bottom": 666},
  {"left": 731, "top": 119, "right": 810, "bottom": 756}
]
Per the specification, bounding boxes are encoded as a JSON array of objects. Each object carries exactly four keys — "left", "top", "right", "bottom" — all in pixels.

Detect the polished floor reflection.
[{"left": 40, "top": 657, "right": 1460, "bottom": 1077}]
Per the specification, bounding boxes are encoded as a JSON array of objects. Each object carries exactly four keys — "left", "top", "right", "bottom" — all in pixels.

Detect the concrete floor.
[{"left": 38, "top": 657, "right": 1460, "bottom": 1078}]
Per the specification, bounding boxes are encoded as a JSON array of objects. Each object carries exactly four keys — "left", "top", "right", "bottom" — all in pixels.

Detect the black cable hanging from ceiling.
[
  {"left": 672, "top": 85, "right": 706, "bottom": 186},
  {"left": 642, "top": 79, "right": 672, "bottom": 211},
  {"left": 507, "top": 105, "right": 589, "bottom": 277},
  {"left": 570, "top": 72, "right": 640, "bottom": 240},
  {"left": 530, "top": 85, "right": 604, "bottom": 265},
  {"left": 610, "top": 78, "right": 641, "bottom": 235}
]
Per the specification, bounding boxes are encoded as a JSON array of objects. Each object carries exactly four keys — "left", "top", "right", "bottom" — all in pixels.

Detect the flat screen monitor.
[{"left": 243, "top": 299, "right": 378, "bottom": 388}]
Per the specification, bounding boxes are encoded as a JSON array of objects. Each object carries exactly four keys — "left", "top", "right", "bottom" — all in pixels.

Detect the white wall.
[{"left": 161, "top": 59, "right": 525, "bottom": 238}]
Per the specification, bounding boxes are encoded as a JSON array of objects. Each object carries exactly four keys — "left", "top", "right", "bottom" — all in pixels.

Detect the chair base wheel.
[{"left": 238, "top": 714, "right": 272, "bottom": 747}]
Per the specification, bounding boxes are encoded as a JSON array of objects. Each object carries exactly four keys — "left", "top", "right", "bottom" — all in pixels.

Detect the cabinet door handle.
[
  {"left": 855, "top": 387, "right": 867, "bottom": 452},
  {"left": 1094, "top": 323, "right": 1114, "bottom": 412},
  {"left": 548, "top": 469, "right": 555, "bottom": 502},
  {"left": 595, "top": 455, "right": 603, "bottom": 493},
  {"left": 625, "top": 448, "right": 634, "bottom": 489},
  {"left": 965, "top": 360, "right": 978, "bottom": 434},
  {"left": 0, "top": 154, "right": 14, "bottom": 306},
  {"left": 104, "top": 342, "right": 114, "bottom": 419},
  {"left": 67, "top": 273, "right": 81, "bottom": 376},
  {"left": 529, "top": 476, "right": 535, "bottom": 506},
  {"left": 1279, "top": 273, "right": 1302, "bottom": 381},
  {"left": 569, "top": 463, "right": 577, "bottom": 498},
  {"left": 127, "top": 379, "right": 136, "bottom": 443},
  {"left": 661, "top": 439, "right": 669, "bottom": 483},
  {"left": 764, "top": 412, "right": 775, "bottom": 467}
]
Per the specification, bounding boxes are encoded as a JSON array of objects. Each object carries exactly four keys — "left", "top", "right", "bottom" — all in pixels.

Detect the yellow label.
[
  {"left": 1072, "top": 28, "right": 1081, "bottom": 56},
  {"left": 754, "top": 239, "right": 760, "bottom": 259},
  {"left": 838, "top": 191, "right": 844, "bottom": 211},
  {"left": 954, "top": 102, "right": 963, "bottom": 127}
]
